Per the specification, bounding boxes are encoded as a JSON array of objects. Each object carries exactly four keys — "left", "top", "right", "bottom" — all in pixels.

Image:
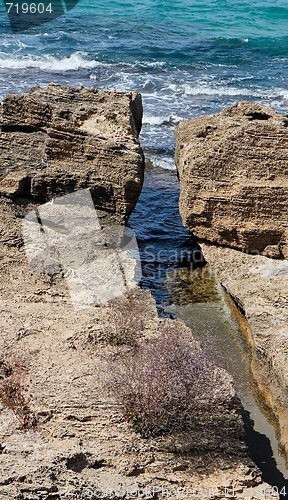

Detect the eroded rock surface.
[
  {"left": 0, "top": 273, "right": 275, "bottom": 499},
  {"left": 176, "top": 101, "right": 288, "bottom": 480},
  {"left": 175, "top": 102, "right": 288, "bottom": 258},
  {"left": 0, "top": 84, "right": 144, "bottom": 226},
  {"left": 0, "top": 89, "right": 276, "bottom": 498}
]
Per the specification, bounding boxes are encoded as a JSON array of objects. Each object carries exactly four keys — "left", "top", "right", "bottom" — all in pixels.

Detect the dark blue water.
[{"left": 128, "top": 168, "right": 202, "bottom": 312}]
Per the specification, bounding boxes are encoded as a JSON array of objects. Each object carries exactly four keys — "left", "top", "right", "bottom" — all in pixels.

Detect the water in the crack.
[
  {"left": 129, "top": 164, "right": 288, "bottom": 490},
  {"left": 128, "top": 167, "right": 203, "bottom": 316}
]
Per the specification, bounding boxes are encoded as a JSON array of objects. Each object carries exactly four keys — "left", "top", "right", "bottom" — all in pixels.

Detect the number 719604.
[{"left": 5, "top": 3, "right": 53, "bottom": 14}]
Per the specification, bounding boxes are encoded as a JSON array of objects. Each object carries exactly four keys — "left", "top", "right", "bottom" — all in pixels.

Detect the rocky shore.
[
  {"left": 0, "top": 86, "right": 278, "bottom": 499},
  {"left": 176, "top": 102, "right": 288, "bottom": 464},
  {"left": 200, "top": 243, "right": 288, "bottom": 461}
]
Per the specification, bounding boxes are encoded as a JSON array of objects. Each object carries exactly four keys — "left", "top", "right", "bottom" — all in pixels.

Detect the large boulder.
[
  {"left": 175, "top": 102, "right": 288, "bottom": 258},
  {"left": 0, "top": 84, "right": 144, "bottom": 226}
]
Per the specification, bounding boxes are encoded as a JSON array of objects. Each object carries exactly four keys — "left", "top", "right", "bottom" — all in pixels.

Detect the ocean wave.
[
  {"left": 0, "top": 53, "right": 99, "bottom": 71},
  {"left": 147, "top": 154, "right": 176, "bottom": 171},
  {"left": 138, "top": 60, "right": 166, "bottom": 68},
  {"left": 90, "top": 60, "right": 165, "bottom": 76},
  {"left": 168, "top": 83, "right": 288, "bottom": 100}
]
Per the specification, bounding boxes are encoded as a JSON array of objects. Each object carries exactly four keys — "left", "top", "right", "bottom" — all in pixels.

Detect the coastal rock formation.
[
  {"left": 0, "top": 88, "right": 276, "bottom": 498},
  {"left": 176, "top": 102, "right": 288, "bottom": 473},
  {"left": 0, "top": 84, "right": 144, "bottom": 226},
  {"left": 175, "top": 102, "right": 288, "bottom": 258},
  {"left": 200, "top": 243, "right": 288, "bottom": 462}
]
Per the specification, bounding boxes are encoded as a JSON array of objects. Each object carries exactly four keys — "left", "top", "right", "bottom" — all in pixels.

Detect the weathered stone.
[
  {"left": 0, "top": 84, "right": 144, "bottom": 225},
  {"left": 175, "top": 102, "right": 288, "bottom": 258},
  {"left": 0, "top": 171, "right": 31, "bottom": 197},
  {"left": 0, "top": 277, "right": 274, "bottom": 498}
]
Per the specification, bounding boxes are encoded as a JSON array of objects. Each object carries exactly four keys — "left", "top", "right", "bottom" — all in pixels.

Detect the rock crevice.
[
  {"left": 176, "top": 102, "right": 288, "bottom": 465},
  {"left": 0, "top": 89, "right": 278, "bottom": 498}
]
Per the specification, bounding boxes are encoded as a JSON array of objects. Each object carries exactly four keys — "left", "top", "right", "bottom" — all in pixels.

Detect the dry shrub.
[
  {"left": 109, "top": 326, "right": 225, "bottom": 437},
  {"left": 103, "top": 292, "right": 149, "bottom": 346},
  {"left": 0, "top": 357, "right": 36, "bottom": 429}
]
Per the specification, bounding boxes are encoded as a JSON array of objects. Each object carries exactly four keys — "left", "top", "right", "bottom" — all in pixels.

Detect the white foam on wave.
[
  {"left": 148, "top": 155, "right": 176, "bottom": 171},
  {"left": 0, "top": 52, "right": 99, "bottom": 71},
  {"left": 182, "top": 84, "right": 261, "bottom": 97},
  {"left": 168, "top": 83, "right": 288, "bottom": 100},
  {"left": 139, "top": 60, "right": 166, "bottom": 68},
  {"left": 89, "top": 60, "right": 165, "bottom": 80},
  {"left": 143, "top": 113, "right": 182, "bottom": 126}
]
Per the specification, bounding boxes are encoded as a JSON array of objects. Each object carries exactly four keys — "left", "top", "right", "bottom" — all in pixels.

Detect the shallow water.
[
  {"left": 172, "top": 301, "right": 288, "bottom": 486},
  {"left": 129, "top": 167, "right": 288, "bottom": 492}
]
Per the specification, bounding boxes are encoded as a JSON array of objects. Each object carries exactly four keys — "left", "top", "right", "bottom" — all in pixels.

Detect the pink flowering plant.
[{"left": 109, "top": 326, "right": 222, "bottom": 437}]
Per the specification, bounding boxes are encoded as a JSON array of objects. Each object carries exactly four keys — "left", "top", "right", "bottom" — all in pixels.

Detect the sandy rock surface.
[
  {"left": 175, "top": 102, "right": 288, "bottom": 258},
  {"left": 0, "top": 88, "right": 276, "bottom": 499},
  {"left": 0, "top": 268, "right": 275, "bottom": 499}
]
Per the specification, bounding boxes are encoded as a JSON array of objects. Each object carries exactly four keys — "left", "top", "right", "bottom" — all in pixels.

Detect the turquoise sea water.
[{"left": 0, "top": 0, "right": 288, "bottom": 168}]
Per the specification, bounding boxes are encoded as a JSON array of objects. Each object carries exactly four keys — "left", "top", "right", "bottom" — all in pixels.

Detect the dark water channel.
[{"left": 128, "top": 166, "right": 288, "bottom": 495}]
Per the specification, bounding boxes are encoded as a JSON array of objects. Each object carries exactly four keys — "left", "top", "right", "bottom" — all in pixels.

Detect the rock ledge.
[{"left": 176, "top": 102, "right": 288, "bottom": 258}]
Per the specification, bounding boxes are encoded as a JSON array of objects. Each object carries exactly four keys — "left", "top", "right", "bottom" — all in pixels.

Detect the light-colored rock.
[
  {"left": 175, "top": 102, "right": 288, "bottom": 258},
  {"left": 0, "top": 271, "right": 275, "bottom": 499},
  {"left": 0, "top": 84, "right": 144, "bottom": 225},
  {"left": 176, "top": 101, "right": 288, "bottom": 470},
  {"left": 0, "top": 89, "right": 276, "bottom": 498}
]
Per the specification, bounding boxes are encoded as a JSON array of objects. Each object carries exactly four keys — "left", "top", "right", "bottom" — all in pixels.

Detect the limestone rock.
[
  {"left": 175, "top": 102, "right": 288, "bottom": 258},
  {"left": 0, "top": 276, "right": 274, "bottom": 498},
  {"left": 0, "top": 84, "right": 144, "bottom": 225}
]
